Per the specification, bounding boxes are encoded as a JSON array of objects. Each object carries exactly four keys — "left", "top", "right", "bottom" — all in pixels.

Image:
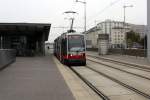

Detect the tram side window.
[{"left": 61, "top": 39, "right": 67, "bottom": 55}]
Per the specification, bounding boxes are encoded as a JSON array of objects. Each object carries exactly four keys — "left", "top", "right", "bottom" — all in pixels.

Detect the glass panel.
[{"left": 68, "top": 35, "right": 85, "bottom": 52}]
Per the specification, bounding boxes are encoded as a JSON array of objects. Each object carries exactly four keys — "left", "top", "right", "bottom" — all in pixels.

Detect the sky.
[{"left": 0, "top": 0, "right": 147, "bottom": 42}]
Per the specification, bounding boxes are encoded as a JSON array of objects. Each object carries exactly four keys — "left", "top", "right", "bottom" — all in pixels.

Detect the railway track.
[
  {"left": 69, "top": 65, "right": 149, "bottom": 100},
  {"left": 85, "top": 65, "right": 150, "bottom": 99},
  {"left": 69, "top": 66, "right": 110, "bottom": 100},
  {"left": 87, "top": 54, "right": 150, "bottom": 80},
  {"left": 87, "top": 54, "right": 150, "bottom": 72},
  {"left": 67, "top": 54, "right": 150, "bottom": 99},
  {"left": 87, "top": 57, "right": 150, "bottom": 81},
  {"left": 84, "top": 56, "right": 150, "bottom": 99}
]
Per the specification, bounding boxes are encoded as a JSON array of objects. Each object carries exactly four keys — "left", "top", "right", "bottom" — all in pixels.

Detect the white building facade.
[
  {"left": 97, "top": 20, "right": 131, "bottom": 48},
  {"left": 86, "top": 20, "right": 147, "bottom": 49},
  {"left": 86, "top": 27, "right": 101, "bottom": 48},
  {"left": 86, "top": 20, "right": 130, "bottom": 48}
]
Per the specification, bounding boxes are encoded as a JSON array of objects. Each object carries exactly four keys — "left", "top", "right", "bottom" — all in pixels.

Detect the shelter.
[{"left": 0, "top": 23, "right": 51, "bottom": 56}]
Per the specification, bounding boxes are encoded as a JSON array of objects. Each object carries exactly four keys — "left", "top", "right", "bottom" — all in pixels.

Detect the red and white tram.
[{"left": 54, "top": 32, "right": 86, "bottom": 66}]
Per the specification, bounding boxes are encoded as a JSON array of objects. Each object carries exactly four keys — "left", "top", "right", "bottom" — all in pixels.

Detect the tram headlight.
[{"left": 68, "top": 54, "right": 73, "bottom": 56}]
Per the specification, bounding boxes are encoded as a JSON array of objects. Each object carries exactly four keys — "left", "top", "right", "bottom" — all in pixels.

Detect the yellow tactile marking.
[{"left": 53, "top": 56, "right": 101, "bottom": 100}]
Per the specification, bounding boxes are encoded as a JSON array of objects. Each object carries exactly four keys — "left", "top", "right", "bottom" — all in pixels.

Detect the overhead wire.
[{"left": 86, "top": 0, "right": 122, "bottom": 29}]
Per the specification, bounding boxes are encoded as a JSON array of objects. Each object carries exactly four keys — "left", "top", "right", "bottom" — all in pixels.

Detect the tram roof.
[
  {"left": 54, "top": 32, "right": 84, "bottom": 41},
  {"left": 62, "top": 32, "right": 84, "bottom": 36}
]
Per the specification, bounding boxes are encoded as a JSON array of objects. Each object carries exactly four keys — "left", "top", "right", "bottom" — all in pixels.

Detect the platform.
[{"left": 0, "top": 56, "right": 75, "bottom": 100}]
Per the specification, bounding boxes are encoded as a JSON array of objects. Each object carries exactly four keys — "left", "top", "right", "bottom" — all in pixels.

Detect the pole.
[
  {"left": 84, "top": 1, "right": 86, "bottom": 32},
  {"left": 123, "top": 5, "right": 126, "bottom": 48},
  {"left": 70, "top": 18, "right": 74, "bottom": 31},
  {"left": 124, "top": 6, "right": 126, "bottom": 26},
  {"left": 76, "top": 0, "right": 86, "bottom": 32},
  {"left": 123, "top": 5, "right": 133, "bottom": 49},
  {"left": 148, "top": 0, "right": 150, "bottom": 61}
]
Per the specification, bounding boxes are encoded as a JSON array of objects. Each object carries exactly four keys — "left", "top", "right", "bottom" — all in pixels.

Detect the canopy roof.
[{"left": 0, "top": 23, "right": 51, "bottom": 41}]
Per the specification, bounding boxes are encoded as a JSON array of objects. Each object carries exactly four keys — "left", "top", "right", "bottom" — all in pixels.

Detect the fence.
[
  {"left": 108, "top": 49, "right": 147, "bottom": 57},
  {"left": 87, "top": 48, "right": 147, "bottom": 57}
]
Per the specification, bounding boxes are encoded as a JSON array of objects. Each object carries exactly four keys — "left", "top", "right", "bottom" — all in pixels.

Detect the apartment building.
[{"left": 86, "top": 20, "right": 147, "bottom": 48}]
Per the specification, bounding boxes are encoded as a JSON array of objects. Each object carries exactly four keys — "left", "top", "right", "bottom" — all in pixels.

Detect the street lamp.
[
  {"left": 123, "top": 5, "right": 133, "bottom": 25},
  {"left": 76, "top": 0, "right": 86, "bottom": 32},
  {"left": 123, "top": 5, "right": 133, "bottom": 48}
]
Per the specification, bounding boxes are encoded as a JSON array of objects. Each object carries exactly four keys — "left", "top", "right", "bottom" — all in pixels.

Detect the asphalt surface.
[{"left": 0, "top": 56, "right": 75, "bottom": 100}]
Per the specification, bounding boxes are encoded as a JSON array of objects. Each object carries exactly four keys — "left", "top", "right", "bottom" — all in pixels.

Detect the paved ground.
[
  {"left": 87, "top": 51, "right": 150, "bottom": 66},
  {"left": 0, "top": 56, "right": 75, "bottom": 100}
]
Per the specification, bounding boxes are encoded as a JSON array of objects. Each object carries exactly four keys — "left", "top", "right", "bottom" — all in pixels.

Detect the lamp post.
[
  {"left": 76, "top": 0, "right": 86, "bottom": 32},
  {"left": 123, "top": 5, "right": 133, "bottom": 48}
]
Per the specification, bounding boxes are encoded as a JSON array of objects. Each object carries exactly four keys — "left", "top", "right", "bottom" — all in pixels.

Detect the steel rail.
[
  {"left": 87, "top": 55, "right": 150, "bottom": 73},
  {"left": 69, "top": 66, "right": 110, "bottom": 100},
  {"left": 85, "top": 65, "right": 150, "bottom": 99},
  {"left": 87, "top": 58, "right": 150, "bottom": 81}
]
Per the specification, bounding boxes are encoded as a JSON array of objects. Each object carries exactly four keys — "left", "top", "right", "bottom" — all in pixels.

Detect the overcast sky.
[{"left": 0, "top": 0, "right": 146, "bottom": 42}]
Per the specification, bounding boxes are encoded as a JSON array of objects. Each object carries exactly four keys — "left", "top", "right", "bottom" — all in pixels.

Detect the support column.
[
  {"left": 0, "top": 35, "right": 3, "bottom": 49},
  {"left": 42, "top": 33, "right": 45, "bottom": 56},
  {"left": 148, "top": 0, "right": 150, "bottom": 61},
  {"left": 36, "top": 41, "right": 39, "bottom": 54}
]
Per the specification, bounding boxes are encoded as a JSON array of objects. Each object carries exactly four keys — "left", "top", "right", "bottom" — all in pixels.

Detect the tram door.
[{"left": 61, "top": 38, "right": 67, "bottom": 60}]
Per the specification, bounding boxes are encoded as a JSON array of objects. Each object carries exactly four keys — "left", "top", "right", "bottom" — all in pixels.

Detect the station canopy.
[{"left": 0, "top": 23, "right": 51, "bottom": 41}]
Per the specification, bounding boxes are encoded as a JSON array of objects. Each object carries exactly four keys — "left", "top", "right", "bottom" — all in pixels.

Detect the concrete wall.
[
  {"left": 0, "top": 49, "right": 16, "bottom": 69},
  {"left": 148, "top": 0, "right": 150, "bottom": 61},
  {"left": 86, "top": 40, "right": 92, "bottom": 48},
  {"left": 86, "top": 31, "right": 99, "bottom": 48}
]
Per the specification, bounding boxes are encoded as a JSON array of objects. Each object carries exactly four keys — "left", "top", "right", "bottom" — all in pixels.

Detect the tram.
[{"left": 54, "top": 31, "right": 86, "bottom": 66}]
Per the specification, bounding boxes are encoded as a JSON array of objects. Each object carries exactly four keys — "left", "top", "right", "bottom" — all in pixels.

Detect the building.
[
  {"left": 86, "top": 20, "right": 130, "bottom": 48},
  {"left": 130, "top": 24, "right": 147, "bottom": 38},
  {"left": 45, "top": 42, "right": 54, "bottom": 55},
  {"left": 98, "top": 20, "right": 131, "bottom": 48},
  {"left": 86, "top": 20, "right": 147, "bottom": 49},
  {"left": 0, "top": 23, "right": 51, "bottom": 56},
  {"left": 85, "top": 26, "right": 101, "bottom": 48}
]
